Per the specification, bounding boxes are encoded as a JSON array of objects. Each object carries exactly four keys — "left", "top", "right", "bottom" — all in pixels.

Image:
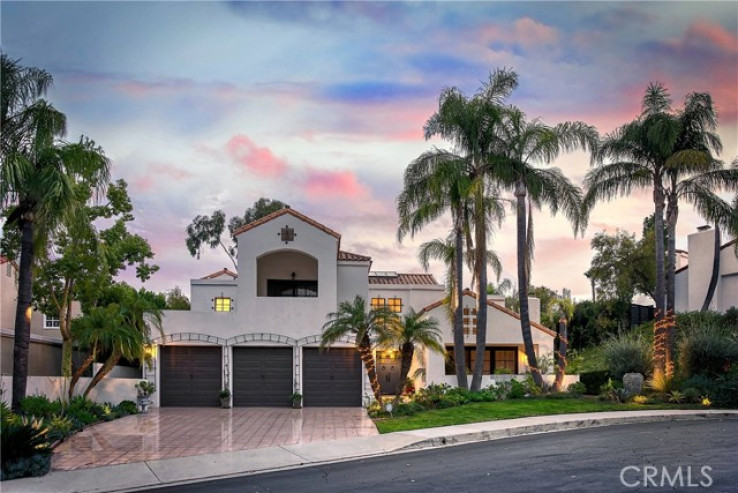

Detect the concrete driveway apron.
[{"left": 52, "top": 407, "right": 378, "bottom": 471}]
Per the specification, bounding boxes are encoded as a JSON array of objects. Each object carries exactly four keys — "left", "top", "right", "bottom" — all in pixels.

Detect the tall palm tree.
[
  {"left": 418, "top": 68, "right": 517, "bottom": 391},
  {"left": 320, "top": 296, "right": 397, "bottom": 402},
  {"left": 490, "top": 106, "right": 596, "bottom": 388},
  {"left": 378, "top": 309, "right": 445, "bottom": 397},
  {"left": 584, "top": 83, "right": 736, "bottom": 377}
]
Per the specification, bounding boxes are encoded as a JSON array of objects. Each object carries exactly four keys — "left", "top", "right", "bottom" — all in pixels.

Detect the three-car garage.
[{"left": 158, "top": 345, "right": 363, "bottom": 407}]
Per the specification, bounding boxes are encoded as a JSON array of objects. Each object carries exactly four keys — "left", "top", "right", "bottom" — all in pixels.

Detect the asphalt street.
[{"left": 140, "top": 419, "right": 738, "bottom": 493}]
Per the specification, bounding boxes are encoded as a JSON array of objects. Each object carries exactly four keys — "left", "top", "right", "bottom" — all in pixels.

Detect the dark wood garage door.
[
  {"left": 302, "top": 348, "right": 362, "bottom": 407},
  {"left": 232, "top": 347, "right": 294, "bottom": 406},
  {"left": 160, "top": 346, "right": 222, "bottom": 407}
]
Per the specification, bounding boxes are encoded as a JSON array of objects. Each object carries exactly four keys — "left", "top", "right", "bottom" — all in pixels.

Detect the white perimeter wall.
[{"left": 1, "top": 376, "right": 139, "bottom": 405}]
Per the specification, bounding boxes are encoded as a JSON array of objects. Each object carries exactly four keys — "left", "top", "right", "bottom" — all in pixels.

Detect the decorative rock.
[{"left": 623, "top": 372, "right": 644, "bottom": 396}]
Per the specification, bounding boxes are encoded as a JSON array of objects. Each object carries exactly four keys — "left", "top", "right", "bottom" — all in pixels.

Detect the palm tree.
[
  {"left": 1, "top": 56, "right": 111, "bottom": 410},
  {"left": 414, "top": 68, "right": 516, "bottom": 391},
  {"left": 320, "top": 296, "right": 397, "bottom": 402},
  {"left": 584, "top": 83, "right": 736, "bottom": 377},
  {"left": 378, "top": 309, "right": 445, "bottom": 397},
  {"left": 490, "top": 106, "right": 596, "bottom": 388}
]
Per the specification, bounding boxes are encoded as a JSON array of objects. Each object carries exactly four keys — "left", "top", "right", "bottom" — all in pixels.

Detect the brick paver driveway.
[{"left": 52, "top": 407, "right": 378, "bottom": 471}]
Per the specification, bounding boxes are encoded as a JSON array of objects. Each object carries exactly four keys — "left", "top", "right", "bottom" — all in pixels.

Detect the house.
[
  {"left": 675, "top": 226, "right": 738, "bottom": 313},
  {"left": 149, "top": 207, "right": 556, "bottom": 408}
]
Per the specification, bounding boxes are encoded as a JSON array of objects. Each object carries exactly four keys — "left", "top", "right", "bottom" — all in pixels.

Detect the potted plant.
[
  {"left": 289, "top": 392, "right": 302, "bottom": 409},
  {"left": 219, "top": 388, "right": 231, "bottom": 408},
  {"left": 135, "top": 380, "right": 155, "bottom": 413}
]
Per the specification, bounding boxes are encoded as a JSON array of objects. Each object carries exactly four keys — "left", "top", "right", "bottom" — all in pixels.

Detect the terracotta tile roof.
[
  {"left": 201, "top": 268, "right": 238, "bottom": 280},
  {"left": 338, "top": 251, "right": 372, "bottom": 262},
  {"left": 231, "top": 207, "right": 341, "bottom": 242},
  {"left": 368, "top": 272, "right": 440, "bottom": 286},
  {"left": 419, "top": 289, "right": 557, "bottom": 338}
]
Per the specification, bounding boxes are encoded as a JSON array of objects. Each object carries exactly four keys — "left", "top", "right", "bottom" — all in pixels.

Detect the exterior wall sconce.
[{"left": 291, "top": 271, "right": 296, "bottom": 280}]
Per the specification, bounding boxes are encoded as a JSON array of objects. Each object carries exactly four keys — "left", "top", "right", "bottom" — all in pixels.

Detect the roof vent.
[{"left": 697, "top": 225, "right": 711, "bottom": 231}]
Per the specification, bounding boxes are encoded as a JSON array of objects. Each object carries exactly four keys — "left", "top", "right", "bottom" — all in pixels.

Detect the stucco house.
[
  {"left": 149, "top": 207, "right": 556, "bottom": 408},
  {"left": 675, "top": 226, "right": 738, "bottom": 313}
]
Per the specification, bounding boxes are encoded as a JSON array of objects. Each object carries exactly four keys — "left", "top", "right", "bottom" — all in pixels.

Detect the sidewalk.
[{"left": 5, "top": 409, "right": 737, "bottom": 493}]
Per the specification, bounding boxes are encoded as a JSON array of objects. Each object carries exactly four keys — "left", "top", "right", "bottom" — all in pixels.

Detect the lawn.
[{"left": 373, "top": 397, "right": 700, "bottom": 433}]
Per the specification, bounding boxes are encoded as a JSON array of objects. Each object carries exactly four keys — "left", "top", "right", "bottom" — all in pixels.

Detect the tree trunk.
[
  {"left": 11, "top": 219, "right": 35, "bottom": 412},
  {"left": 701, "top": 226, "right": 721, "bottom": 311},
  {"left": 554, "top": 318, "right": 568, "bottom": 391},
  {"left": 59, "top": 280, "right": 74, "bottom": 378},
  {"left": 470, "top": 191, "right": 488, "bottom": 391},
  {"left": 359, "top": 334, "right": 383, "bottom": 402},
  {"left": 69, "top": 351, "right": 95, "bottom": 399},
  {"left": 453, "top": 212, "right": 468, "bottom": 389},
  {"left": 652, "top": 182, "right": 667, "bottom": 377},
  {"left": 83, "top": 352, "right": 120, "bottom": 398},
  {"left": 664, "top": 192, "right": 678, "bottom": 377},
  {"left": 516, "top": 185, "right": 542, "bottom": 388},
  {"left": 396, "top": 342, "right": 414, "bottom": 396}
]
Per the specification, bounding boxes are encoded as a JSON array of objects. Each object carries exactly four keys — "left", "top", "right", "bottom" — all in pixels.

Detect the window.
[
  {"left": 370, "top": 297, "right": 386, "bottom": 309},
  {"left": 214, "top": 297, "right": 232, "bottom": 311},
  {"left": 266, "top": 279, "right": 318, "bottom": 297},
  {"left": 387, "top": 298, "right": 403, "bottom": 313},
  {"left": 463, "top": 307, "right": 477, "bottom": 335},
  {"left": 44, "top": 315, "right": 60, "bottom": 329},
  {"left": 445, "top": 346, "right": 518, "bottom": 375}
]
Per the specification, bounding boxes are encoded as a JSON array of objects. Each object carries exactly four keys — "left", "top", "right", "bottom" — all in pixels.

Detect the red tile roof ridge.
[
  {"left": 231, "top": 207, "right": 341, "bottom": 242},
  {"left": 201, "top": 268, "right": 238, "bottom": 279}
]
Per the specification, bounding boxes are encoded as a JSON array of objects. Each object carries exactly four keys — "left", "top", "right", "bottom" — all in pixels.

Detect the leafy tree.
[
  {"left": 164, "top": 286, "right": 190, "bottom": 310},
  {"left": 320, "top": 296, "right": 396, "bottom": 402},
  {"left": 185, "top": 197, "right": 288, "bottom": 270},
  {"left": 488, "top": 105, "right": 596, "bottom": 387},
  {"left": 0, "top": 56, "right": 110, "bottom": 410},
  {"left": 31, "top": 179, "right": 158, "bottom": 379},
  {"left": 378, "top": 309, "right": 445, "bottom": 398}
]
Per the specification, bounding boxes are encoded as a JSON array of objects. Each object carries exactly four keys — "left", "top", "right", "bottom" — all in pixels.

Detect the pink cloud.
[
  {"left": 225, "top": 135, "right": 289, "bottom": 178},
  {"left": 132, "top": 163, "right": 193, "bottom": 192},
  {"left": 301, "top": 168, "right": 370, "bottom": 199},
  {"left": 683, "top": 19, "right": 738, "bottom": 54},
  {"left": 478, "top": 17, "right": 559, "bottom": 48}
]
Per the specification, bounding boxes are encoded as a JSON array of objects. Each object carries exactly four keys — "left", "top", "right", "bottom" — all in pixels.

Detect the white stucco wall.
[
  {"left": 367, "top": 285, "right": 445, "bottom": 314},
  {"left": 337, "top": 262, "right": 370, "bottom": 305},
  {"left": 190, "top": 280, "right": 238, "bottom": 312},
  {"left": 0, "top": 376, "right": 139, "bottom": 405},
  {"left": 675, "top": 269, "right": 689, "bottom": 312}
]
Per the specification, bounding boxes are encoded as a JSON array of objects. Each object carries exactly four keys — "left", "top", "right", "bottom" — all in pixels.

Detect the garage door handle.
[{"left": 261, "top": 374, "right": 265, "bottom": 379}]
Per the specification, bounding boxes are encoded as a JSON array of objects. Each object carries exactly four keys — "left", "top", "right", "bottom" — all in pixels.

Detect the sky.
[{"left": 2, "top": 1, "right": 737, "bottom": 301}]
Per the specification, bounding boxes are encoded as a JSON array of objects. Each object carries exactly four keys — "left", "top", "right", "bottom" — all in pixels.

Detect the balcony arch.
[{"left": 256, "top": 249, "right": 319, "bottom": 297}]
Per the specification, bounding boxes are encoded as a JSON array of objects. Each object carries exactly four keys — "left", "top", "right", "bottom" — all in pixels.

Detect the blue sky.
[{"left": 2, "top": 1, "right": 737, "bottom": 299}]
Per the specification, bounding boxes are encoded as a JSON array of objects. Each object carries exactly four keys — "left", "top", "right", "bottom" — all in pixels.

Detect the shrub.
[
  {"left": 631, "top": 395, "right": 648, "bottom": 404},
  {"left": 668, "top": 390, "right": 685, "bottom": 403},
  {"left": 677, "top": 322, "right": 738, "bottom": 378},
  {"left": 508, "top": 379, "right": 526, "bottom": 399},
  {"left": 580, "top": 371, "right": 610, "bottom": 395},
  {"left": 682, "top": 387, "right": 701, "bottom": 404},
  {"left": 366, "top": 400, "right": 383, "bottom": 418},
  {"left": 566, "top": 381, "right": 586, "bottom": 396},
  {"left": 681, "top": 374, "right": 717, "bottom": 397},
  {"left": 713, "top": 366, "right": 738, "bottom": 408},
  {"left": 493, "top": 367, "right": 512, "bottom": 375},
  {"left": 19, "top": 396, "right": 61, "bottom": 419},
  {"left": 599, "top": 378, "right": 627, "bottom": 403},
  {"left": 647, "top": 372, "right": 675, "bottom": 394},
  {"left": 414, "top": 383, "right": 451, "bottom": 407},
  {"left": 522, "top": 374, "right": 542, "bottom": 396},
  {"left": 1, "top": 416, "right": 52, "bottom": 480},
  {"left": 115, "top": 400, "right": 138, "bottom": 416},
  {"left": 46, "top": 414, "right": 75, "bottom": 442},
  {"left": 67, "top": 409, "right": 98, "bottom": 428},
  {"left": 601, "top": 333, "right": 652, "bottom": 380}
]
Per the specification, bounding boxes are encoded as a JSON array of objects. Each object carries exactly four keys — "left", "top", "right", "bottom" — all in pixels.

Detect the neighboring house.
[
  {"left": 0, "top": 257, "right": 70, "bottom": 377},
  {"left": 675, "top": 226, "right": 738, "bottom": 313},
  {"left": 150, "top": 207, "right": 554, "bottom": 408}
]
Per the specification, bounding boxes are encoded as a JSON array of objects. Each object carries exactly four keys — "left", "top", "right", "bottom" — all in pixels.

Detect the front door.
[{"left": 377, "top": 351, "right": 402, "bottom": 395}]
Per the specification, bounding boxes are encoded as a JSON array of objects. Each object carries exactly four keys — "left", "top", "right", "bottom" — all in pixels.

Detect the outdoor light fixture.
[{"left": 291, "top": 271, "right": 296, "bottom": 280}]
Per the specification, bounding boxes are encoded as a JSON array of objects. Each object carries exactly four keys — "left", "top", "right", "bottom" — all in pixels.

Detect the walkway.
[{"left": 52, "top": 407, "right": 378, "bottom": 471}]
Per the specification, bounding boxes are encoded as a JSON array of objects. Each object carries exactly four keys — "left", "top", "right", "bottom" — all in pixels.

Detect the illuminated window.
[
  {"left": 44, "top": 315, "right": 60, "bottom": 329},
  {"left": 387, "top": 298, "right": 403, "bottom": 313},
  {"left": 370, "top": 297, "right": 386, "bottom": 309},
  {"left": 445, "top": 346, "right": 518, "bottom": 375},
  {"left": 494, "top": 349, "right": 517, "bottom": 373},
  {"left": 214, "top": 297, "right": 232, "bottom": 312}
]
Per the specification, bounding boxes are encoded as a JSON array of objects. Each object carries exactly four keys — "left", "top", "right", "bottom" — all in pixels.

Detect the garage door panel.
[
  {"left": 303, "top": 348, "right": 362, "bottom": 407},
  {"left": 233, "top": 347, "right": 293, "bottom": 407},
  {"left": 160, "top": 346, "right": 222, "bottom": 407}
]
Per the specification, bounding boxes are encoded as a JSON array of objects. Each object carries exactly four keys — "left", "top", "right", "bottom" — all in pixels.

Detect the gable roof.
[
  {"left": 338, "top": 251, "right": 372, "bottom": 262},
  {"left": 368, "top": 272, "right": 440, "bottom": 286},
  {"left": 231, "top": 207, "right": 341, "bottom": 243},
  {"left": 419, "top": 289, "right": 557, "bottom": 338},
  {"left": 201, "top": 268, "right": 238, "bottom": 280}
]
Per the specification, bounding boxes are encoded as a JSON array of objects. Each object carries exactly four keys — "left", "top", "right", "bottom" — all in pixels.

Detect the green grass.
[{"left": 374, "top": 397, "right": 700, "bottom": 434}]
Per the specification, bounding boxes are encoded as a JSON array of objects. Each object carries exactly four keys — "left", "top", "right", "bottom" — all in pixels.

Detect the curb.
[{"left": 399, "top": 411, "right": 738, "bottom": 450}]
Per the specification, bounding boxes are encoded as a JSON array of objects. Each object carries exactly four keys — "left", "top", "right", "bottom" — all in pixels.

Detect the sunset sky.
[{"left": 2, "top": 1, "right": 737, "bottom": 300}]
